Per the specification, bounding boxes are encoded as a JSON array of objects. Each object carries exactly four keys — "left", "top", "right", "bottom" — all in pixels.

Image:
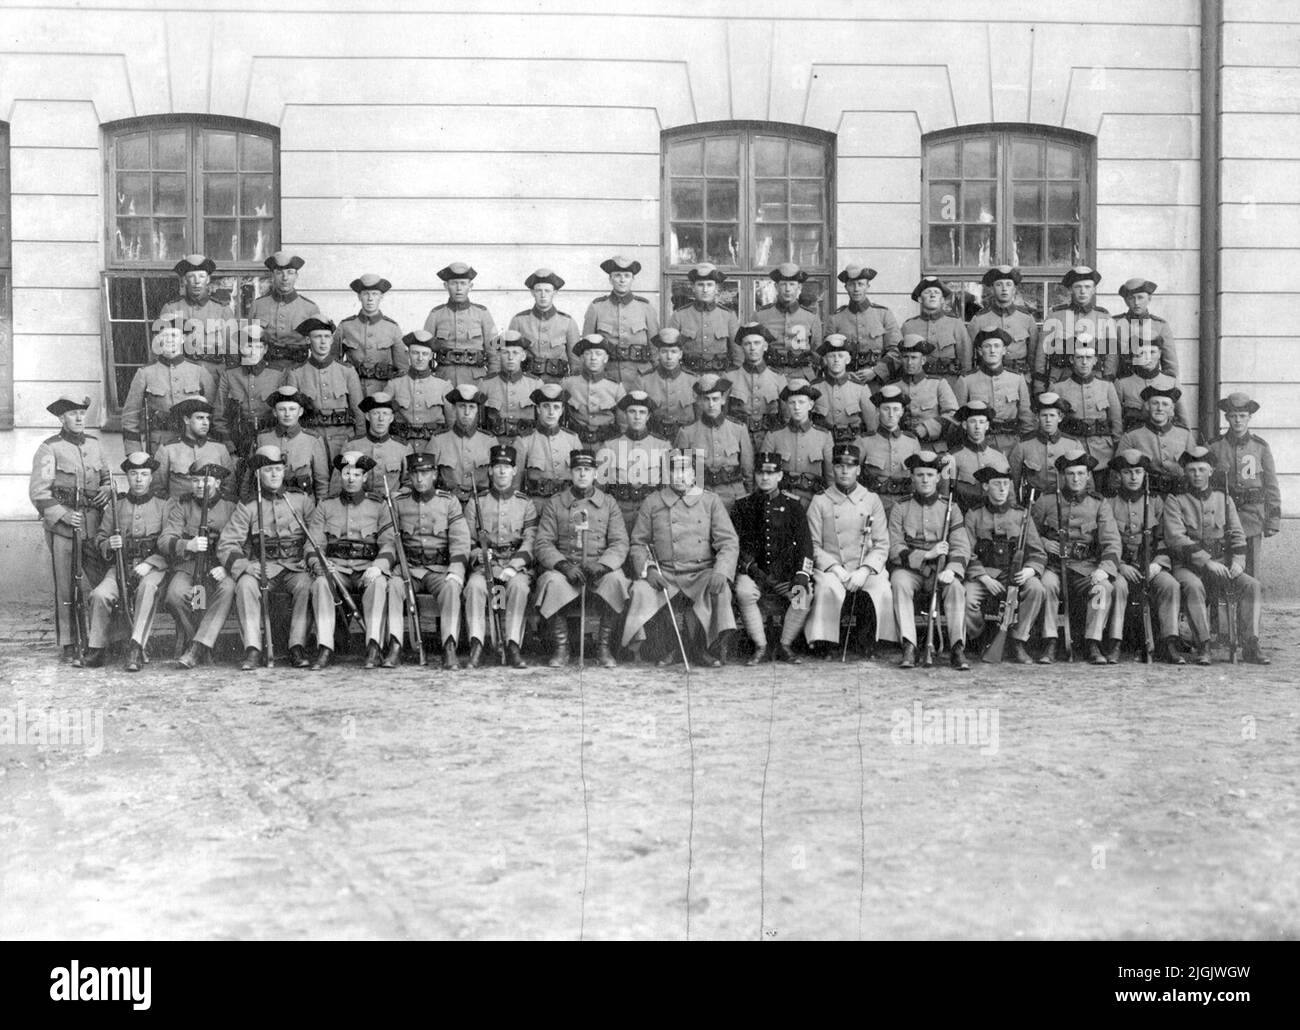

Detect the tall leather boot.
[
  {"left": 596, "top": 615, "right": 617, "bottom": 668},
  {"left": 547, "top": 616, "right": 570, "bottom": 668}
]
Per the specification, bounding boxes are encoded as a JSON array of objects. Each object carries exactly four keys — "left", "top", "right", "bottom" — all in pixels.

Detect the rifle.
[
  {"left": 573, "top": 509, "right": 590, "bottom": 670},
  {"left": 1137, "top": 479, "right": 1156, "bottom": 664},
  {"left": 1056, "top": 475, "right": 1074, "bottom": 663},
  {"left": 283, "top": 497, "right": 362, "bottom": 629},
  {"left": 842, "top": 511, "right": 872, "bottom": 663},
  {"left": 381, "top": 475, "right": 424, "bottom": 664},
  {"left": 189, "top": 478, "right": 213, "bottom": 612},
  {"left": 477, "top": 518, "right": 504, "bottom": 663},
  {"left": 255, "top": 490, "right": 275, "bottom": 667},
  {"left": 1224, "top": 573, "right": 1240, "bottom": 664},
  {"left": 69, "top": 486, "right": 90, "bottom": 665},
  {"left": 142, "top": 401, "right": 154, "bottom": 461},
  {"left": 105, "top": 479, "right": 138, "bottom": 628},
  {"left": 920, "top": 486, "right": 955, "bottom": 668},
  {"left": 646, "top": 542, "right": 690, "bottom": 672},
  {"left": 982, "top": 487, "right": 1037, "bottom": 664}
]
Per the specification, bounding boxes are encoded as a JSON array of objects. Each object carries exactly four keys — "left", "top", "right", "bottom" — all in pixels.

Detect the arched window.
[
  {"left": 662, "top": 122, "right": 835, "bottom": 322},
  {"left": 0, "top": 121, "right": 11, "bottom": 430},
  {"left": 922, "top": 125, "right": 1094, "bottom": 321}
]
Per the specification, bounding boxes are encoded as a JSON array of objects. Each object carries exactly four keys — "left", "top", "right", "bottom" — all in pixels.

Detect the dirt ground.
[{"left": 1, "top": 602, "right": 1298, "bottom": 941}]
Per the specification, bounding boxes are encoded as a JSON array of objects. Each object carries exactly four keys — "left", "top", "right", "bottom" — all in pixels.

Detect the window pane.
[
  {"left": 754, "top": 137, "right": 786, "bottom": 176},
  {"left": 1047, "top": 225, "right": 1080, "bottom": 265},
  {"left": 241, "top": 173, "right": 274, "bottom": 217},
  {"left": 928, "top": 142, "right": 958, "bottom": 178},
  {"left": 1012, "top": 139, "right": 1042, "bottom": 178},
  {"left": 706, "top": 224, "right": 738, "bottom": 265},
  {"left": 1013, "top": 226, "right": 1044, "bottom": 266},
  {"left": 929, "top": 225, "right": 959, "bottom": 267},
  {"left": 790, "top": 141, "right": 823, "bottom": 177},
  {"left": 116, "top": 133, "right": 150, "bottom": 170},
  {"left": 154, "top": 218, "right": 187, "bottom": 260},
  {"left": 962, "top": 226, "right": 995, "bottom": 267},
  {"left": 204, "top": 173, "right": 237, "bottom": 216},
  {"left": 962, "top": 138, "right": 995, "bottom": 177},
  {"left": 154, "top": 172, "right": 188, "bottom": 216},
  {"left": 705, "top": 136, "right": 738, "bottom": 176},
  {"left": 790, "top": 224, "right": 822, "bottom": 267},
  {"left": 1047, "top": 143, "right": 1079, "bottom": 179},
  {"left": 240, "top": 220, "right": 274, "bottom": 264},
  {"left": 108, "top": 275, "right": 145, "bottom": 320},
  {"left": 706, "top": 178, "right": 739, "bottom": 221},
  {"left": 112, "top": 319, "right": 149, "bottom": 367},
  {"left": 116, "top": 172, "right": 150, "bottom": 215},
  {"left": 671, "top": 180, "right": 703, "bottom": 220},
  {"left": 962, "top": 181, "right": 996, "bottom": 224},
  {"left": 205, "top": 219, "right": 239, "bottom": 263},
  {"left": 669, "top": 141, "right": 703, "bottom": 175},
  {"left": 1013, "top": 183, "right": 1044, "bottom": 222},
  {"left": 153, "top": 130, "right": 187, "bottom": 170},
  {"left": 929, "top": 181, "right": 959, "bottom": 223},
  {"left": 1048, "top": 182, "right": 1080, "bottom": 222},
  {"left": 754, "top": 226, "right": 787, "bottom": 267},
  {"left": 240, "top": 133, "right": 274, "bottom": 172},
  {"left": 790, "top": 180, "right": 824, "bottom": 221},
  {"left": 671, "top": 224, "right": 703, "bottom": 265},
  {"left": 755, "top": 180, "right": 786, "bottom": 222},
  {"left": 204, "top": 131, "right": 237, "bottom": 170},
  {"left": 114, "top": 218, "right": 151, "bottom": 261},
  {"left": 144, "top": 275, "right": 175, "bottom": 313}
]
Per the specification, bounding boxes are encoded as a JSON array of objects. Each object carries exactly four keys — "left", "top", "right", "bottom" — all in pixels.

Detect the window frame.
[{"left": 0, "top": 120, "right": 11, "bottom": 430}]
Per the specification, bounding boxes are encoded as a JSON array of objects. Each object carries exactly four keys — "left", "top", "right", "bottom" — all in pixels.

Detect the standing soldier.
[
  {"left": 1164, "top": 447, "right": 1268, "bottom": 665},
  {"left": 121, "top": 316, "right": 217, "bottom": 454},
  {"left": 624, "top": 451, "right": 739, "bottom": 667},
  {"left": 481, "top": 331, "right": 544, "bottom": 441},
  {"left": 30, "top": 396, "right": 113, "bottom": 660},
  {"left": 215, "top": 445, "right": 315, "bottom": 671},
  {"left": 888, "top": 451, "right": 972, "bottom": 670},
  {"left": 339, "top": 393, "right": 412, "bottom": 497},
  {"left": 1037, "top": 266, "right": 1117, "bottom": 389},
  {"left": 892, "top": 336, "right": 958, "bottom": 451},
  {"left": 1054, "top": 344, "right": 1123, "bottom": 467},
  {"left": 902, "top": 277, "right": 972, "bottom": 385},
  {"left": 422, "top": 261, "right": 498, "bottom": 387},
  {"left": 583, "top": 255, "right": 660, "bottom": 390},
  {"left": 159, "top": 253, "right": 235, "bottom": 367},
  {"left": 513, "top": 384, "right": 583, "bottom": 501},
  {"left": 674, "top": 374, "right": 754, "bottom": 511},
  {"left": 84, "top": 453, "right": 170, "bottom": 672},
  {"left": 258, "top": 386, "right": 331, "bottom": 501},
  {"left": 561, "top": 335, "right": 625, "bottom": 445},
  {"left": 765, "top": 379, "right": 832, "bottom": 507},
  {"left": 1115, "top": 386, "right": 1198, "bottom": 496},
  {"left": 425, "top": 384, "right": 496, "bottom": 505},
  {"left": 154, "top": 397, "right": 234, "bottom": 500},
  {"left": 533, "top": 450, "right": 631, "bottom": 667},
  {"left": 463, "top": 445, "right": 538, "bottom": 669},
  {"left": 806, "top": 444, "right": 895, "bottom": 659},
  {"left": 1115, "top": 341, "right": 1189, "bottom": 430},
  {"left": 509, "top": 269, "right": 579, "bottom": 382},
  {"left": 215, "top": 322, "right": 284, "bottom": 471},
  {"left": 961, "top": 457, "right": 1048, "bottom": 665},
  {"left": 305, "top": 452, "right": 395, "bottom": 671},
  {"left": 336, "top": 274, "right": 407, "bottom": 395},
  {"left": 286, "top": 317, "right": 365, "bottom": 462},
  {"left": 756, "top": 263, "right": 823, "bottom": 381},
  {"left": 953, "top": 328, "right": 1035, "bottom": 453},
  {"left": 387, "top": 330, "right": 453, "bottom": 445},
  {"left": 1033, "top": 451, "right": 1121, "bottom": 665},
  {"left": 1114, "top": 277, "right": 1179, "bottom": 380},
  {"left": 599, "top": 392, "right": 671, "bottom": 531},
  {"left": 385, "top": 451, "right": 471, "bottom": 669},
  {"left": 728, "top": 322, "right": 788, "bottom": 451},
  {"left": 1208, "top": 392, "right": 1281, "bottom": 578},
  {"left": 948, "top": 402, "right": 1006, "bottom": 513},
  {"left": 829, "top": 264, "right": 899, "bottom": 385},
  {"left": 858, "top": 384, "right": 923, "bottom": 515},
  {"left": 731, "top": 453, "right": 815, "bottom": 664},
  {"left": 1008, "top": 393, "right": 1084, "bottom": 498},
  {"left": 966, "top": 266, "right": 1038, "bottom": 379},
  {"left": 642, "top": 328, "right": 699, "bottom": 440},
  {"left": 160, "top": 465, "right": 237, "bottom": 670},
  {"left": 668, "top": 263, "right": 741, "bottom": 376},
  {"left": 250, "top": 252, "right": 320, "bottom": 370},
  {"left": 811, "top": 334, "right": 878, "bottom": 445}
]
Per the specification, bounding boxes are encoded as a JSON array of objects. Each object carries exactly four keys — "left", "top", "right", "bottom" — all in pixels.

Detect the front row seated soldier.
[
  {"left": 857, "top": 383, "right": 922, "bottom": 514},
  {"left": 425, "top": 384, "right": 495, "bottom": 505},
  {"left": 562, "top": 335, "right": 625, "bottom": 444},
  {"left": 1114, "top": 385, "right": 1197, "bottom": 496},
  {"left": 727, "top": 322, "right": 788, "bottom": 450},
  {"left": 216, "top": 445, "right": 314, "bottom": 672},
  {"left": 257, "top": 386, "right": 331, "bottom": 501},
  {"left": 154, "top": 397, "right": 234, "bottom": 500},
  {"left": 641, "top": 328, "right": 699, "bottom": 440},
  {"left": 811, "top": 334, "right": 878, "bottom": 444},
  {"left": 764, "top": 379, "right": 832, "bottom": 508},
  {"left": 948, "top": 401, "right": 1010, "bottom": 513},
  {"left": 1163, "top": 447, "right": 1269, "bottom": 665},
  {"left": 462, "top": 446, "right": 539, "bottom": 670},
  {"left": 674, "top": 373, "right": 754, "bottom": 510},
  {"left": 1105, "top": 450, "right": 1185, "bottom": 665},
  {"left": 731, "top": 452, "right": 815, "bottom": 664},
  {"left": 386, "top": 331, "right": 452, "bottom": 444},
  {"left": 623, "top": 451, "right": 739, "bottom": 668},
  {"left": 286, "top": 317, "right": 365, "bottom": 461},
  {"left": 961, "top": 457, "right": 1048, "bottom": 665},
  {"left": 893, "top": 335, "right": 958, "bottom": 451},
  {"left": 481, "top": 331, "right": 544, "bottom": 441},
  {"left": 953, "top": 327, "right": 1035, "bottom": 451},
  {"left": 1033, "top": 451, "right": 1122, "bottom": 666},
  {"left": 600, "top": 391, "right": 671, "bottom": 530},
  {"left": 1208, "top": 392, "right": 1281, "bottom": 578},
  {"left": 336, "top": 273, "right": 408, "bottom": 395},
  {"left": 1053, "top": 343, "right": 1123, "bottom": 468},
  {"left": 805, "top": 444, "right": 894, "bottom": 660},
  {"left": 82, "top": 453, "right": 170, "bottom": 672},
  {"left": 160, "top": 465, "right": 237, "bottom": 670},
  {"left": 513, "top": 384, "right": 582, "bottom": 500},
  {"left": 533, "top": 450, "right": 631, "bottom": 668},
  {"left": 1008, "top": 392, "right": 1083, "bottom": 498},
  {"left": 385, "top": 452, "right": 471, "bottom": 669},
  {"left": 889, "top": 451, "right": 972, "bottom": 670},
  {"left": 340, "top": 392, "right": 412, "bottom": 497},
  {"left": 304, "top": 452, "right": 395, "bottom": 671}
]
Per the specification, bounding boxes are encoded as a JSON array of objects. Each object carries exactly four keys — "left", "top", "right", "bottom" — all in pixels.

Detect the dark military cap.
[
  {"left": 973, "top": 327, "right": 1013, "bottom": 349},
  {"left": 121, "top": 451, "right": 161, "bottom": 473},
  {"left": 1218, "top": 391, "right": 1260, "bottom": 414},
  {"left": 818, "top": 334, "right": 852, "bottom": 358},
  {"left": 754, "top": 452, "right": 785, "bottom": 474},
  {"left": 905, "top": 450, "right": 946, "bottom": 473},
  {"left": 769, "top": 263, "right": 808, "bottom": 283},
  {"left": 651, "top": 328, "right": 684, "bottom": 348},
  {"left": 832, "top": 443, "right": 861, "bottom": 465},
  {"left": 172, "top": 397, "right": 215, "bottom": 422},
  {"left": 616, "top": 390, "right": 657, "bottom": 413},
  {"left": 295, "top": 317, "right": 336, "bottom": 336},
  {"left": 498, "top": 329, "right": 531, "bottom": 351},
  {"left": 359, "top": 392, "right": 395, "bottom": 413},
  {"left": 1179, "top": 446, "right": 1215, "bottom": 468},
  {"left": 249, "top": 445, "right": 287, "bottom": 470},
  {"left": 955, "top": 401, "right": 992, "bottom": 422},
  {"left": 735, "top": 322, "right": 774, "bottom": 345},
  {"left": 333, "top": 451, "right": 378, "bottom": 473},
  {"left": 530, "top": 384, "right": 568, "bottom": 405},
  {"left": 600, "top": 255, "right": 642, "bottom": 276},
  {"left": 838, "top": 265, "right": 877, "bottom": 283},
  {"left": 264, "top": 251, "right": 305, "bottom": 271},
  {"left": 574, "top": 334, "right": 611, "bottom": 357},
  {"left": 1055, "top": 450, "right": 1099, "bottom": 472},
  {"left": 437, "top": 262, "right": 477, "bottom": 282},
  {"left": 687, "top": 263, "right": 727, "bottom": 284},
  {"left": 972, "top": 455, "right": 1014, "bottom": 483},
  {"left": 187, "top": 462, "right": 231, "bottom": 481},
  {"left": 1140, "top": 385, "right": 1182, "bottom": 403},
  {"left": 1032, "top": 391, "right": 1071, "bottom": 414},
  {"left": 570, "top": 449, "right": 598, "bottom": 470},
  {"left": 350, "top": 273, "right": 392, "bottom": 294},
  {"left": 447, "top": 384, "right": 487, "bottom": 406},
  {"left": 525, "top": 269, "right": 565, "bottom": 291},
  {"left": 405, "top": 452, "right": 438, "bottom": 473},
  {"left": 1061, "top": 266, "right": 1101, "bottom": 287},
  {"left": 693, "top": 374, "right": 732, "bottom": 397},
  {"left": 911, "top": 276, "right": 951, "bottom": 301},
  {"left": 870, "top": 384, "right": 910, "bottom": 408},
  {"left": 780, "top": 379, "right": 821, "bottom": 403},
  {"left": 981, "top": 265, "right": 1021, "bottom": 287},
  {"left": 897, "top": 334, "right": 935, "bottom": 356},
  {"left": 265, "top": 385, "right": 312, "bottom": 411},
  {"left": 1109, "top": 449, "right": 1152, "bottom": 472},
  {"left": 1119, "top": 277, "right": 1157, "bottom": 298},
  {"left": 174, "top": 253, "right": 216, "bottom": 276},
  {"left": 47, "top": 395, "right": 91, "bottom": 417},
  {"left": 403, "top": 329, "right": 436, "bottom": 351},
  {"left": 489, "top": 445, "right": 517, "bottom": 466}
]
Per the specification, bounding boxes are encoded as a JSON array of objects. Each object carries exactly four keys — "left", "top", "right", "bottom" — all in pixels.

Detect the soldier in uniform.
[
  {"left": 1054, "top": 344, "right": 1123, "bottom": 467},
  {"left": 215, "top": 323, "right": 284, "bottom": 465},
  {"left": 805, "top": 444, "right": 894, "bottom": 659},
  {"left": 674, "top": 374, "right": 754, "bottom": 511},
  {"left": 159, "top": 464, "right": 238, "bottom": 670},
  {"left": 811, "top": 334, "right": 877, "bottom": 445},
  {"left": 961, "top": 457, "right": 1048, "bottom": 665},
  {"left": 598, "top": 391, "right": 671, "bottom": 530},
  {"left": 387, "top": 330, "right": 453, "bottom": 445},
  {"left": 1115, "top": 341, "right": 1189, "bottom": 431},
  {"left": 624, "top": 451, "right": 739, "bottom": 667},
  {"left": 727, "top": 322, "right": 788, "bottom": 452},
  {"left": 339, "top": 393, "right": 412, "bottom": 497},
  {"left": 668, "top": 263, "right": 741, "bottom": 376},
  {"left": 384, "top": 451, "right": 471, "bottom": 669},
  {"left": 764, "top": 379, "right": 832, "bottom": 507},
  {"left": 422, "top": 261, "right": 498, "bottom": 387},
  {"left": 892, "top": 336, "right": 958, "bottom": 451},
  {"left": 948, "top": 402, "right": 1007, "bottom": 513},
  {"left": 509, "top": 269, "right": 579, "bottom": 382},
  {"left": 463, "top": 445, "right": 538, "bottom": 669},
  {"left": 257, "top": 386, "right": 331, "bottom": 501},
  {"left": 154, "top": 397, "right": 234, "bottom": 500},
  {"left": 122, "top": 316, "right": 218, "bottom": 454},
  {"left": 513, "top": 384, "right": 582, "bottom": 501},
  {"left": 1115, "top": 277, "right": 1179, "bottom": 380},
  {"left": 533, "top": 450, "right": 631, "bottom": 667},
  {"left": 756, "top": 263, "right": 822, "bottom": 381},
  {"left": 481, "top": 331, "right": 544, "bottom": 441},
  {"left": 1105, "top": 450, "right": 1185, "bottom": 665},
  {"left": 159, "top": 253, "right": 236, "bottom": 367},
  {"left": 561, "top": 335, "right": 625, "bottom": 445},
  {"left": 642, "top": 328, "right": 699, "bottom": 440},
  {"left": 1164, "top": 447, "right": 1268, "bottom": 665},
  {"left": 1036, "top": 266, "right": 1117, "bottom": 389},
  {"left": 216, "top": 445, "right": 315, "bottom": 671},
  {"left": 829, "top": 264, "right": 899, "bottom": 384},
  {"left": 858, "top": 384, "right": 923, "bottom": 515},
  {"left": 888, "top": 451, "right": 972, "bottom": 670},
  {"left": 336, "top": 274, "right": 407, "bottom": 395},
  {"left": 305, "top": 452, "right": 395, "bottom": 671},
  {"left": 1033, "top": 451, "right": 1122, "bottom": 665},
  {"left": 582, "top": 255, "right": 660, "bottom": 390},
  {"left": 425, "top": 384, "right": 496, "bottom": 505},
  {"left": 901, "top": 277, "right": 972, "bottom": 385},
  {"left": 250, "top": 252, "right": 320, "bottom": 370},
  {"left": 953, "top": 327, "right": 1035, "bottom": 453},
  {"left": 1115, "top": 386, "right": 1198, "bottom": 497},
  {"left": 966, "top": 266, "right": 1038, "bottom": 379},
  {"left": 1208, "top": 392, "right": 1281, "bottom": 578},
  {"left": 286, "top": 317, "right": 365, "bottom": 461},
  {"left": 30, "top": 395, "right": 113, "bottom": 659},
  {"left": 1008, "top": 392, "right": 1084, "bottom": 498}
]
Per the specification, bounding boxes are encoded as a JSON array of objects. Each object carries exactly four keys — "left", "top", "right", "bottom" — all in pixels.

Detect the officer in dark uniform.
[
  {"left": 249, "top": 252, "right": 320, "bottom": 369},
  {"left": 829, "top": 264, "right": 900, "bottom": 384},
  {"left": 336, "top": 274, "right": 407, "bottom": 394},
  {"left": 509, "top": 269, "right": 580, "bottom": 381},
  {"left": 583, "top": 255, "right": 660, "bottom": 390},
  {"left": 422, "top": 261, "right": 499, "bottom": 387}
]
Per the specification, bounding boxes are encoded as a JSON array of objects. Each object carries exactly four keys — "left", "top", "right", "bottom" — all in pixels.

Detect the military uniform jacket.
[
  {"left": 249, "top": 290, "right": 320, "bottom": 365},
  {"left": 512, "top": 425, "right": 583, "bottom": 498},
  {"left": 629, "top": 487, "right": 739, "bottom": 577},
  {"left": 900, "top": 311, "right": 971, "bottom": 376},
  {"left": 391, "top": 487, "right": 471, "bottom": 575},
  {"left": 1030, "top": 490, "right": 1121, "bottom": 577},
  {"left": 583, "top": 293, "right": 660, "bottom": 372},
  {"left": 96, "top": 493, "right": 170, "bottom": 570},
  {"left": 216, "top": 363, "right": 286, "bottom": 448},
  {"left": 256, "top": 426, "right": 331, "bottom": 500},
  {"left": 159, "top": 295, "right": 236, "bottom": 363},
  {"left": 560, "top": 372, "right": 625, "bottom": 439},
  {"left": 963, "top": 501, "right": 1047, "bottom": 581},
  {"left": 158, "top": 495, "right": 237, "bottom": 577},
  {"left": 729, "top": 363, "right": 787, "bottom": 428},
  {"left": 1162, "top": 488, "right": 1247, "bottom": 569},
  {"left": 643, "top": 368, "right": 699, "bottom": 437},
  {"left": 755, "top": 301, "right": 822, "bottom": 376},
  {"left": 597, "top": 432, "right": 670, "bottom": 493},
  {"left": 953, "top": 365, "right": 1035, "bottom": 434},
  {"left": 1107, "top": 490, "right": 1171, "bottom": 570},
  {"left": 30, "top": 430, "right": 112, "bottom": 538},
  {"left": 339, "top": 433, "right": 413, "bottom": 496},
  {"left": 887, "top": 492, "right": 971, "bottom": 576},
  {"left": 481, "top": 372, "right": 545, "bottom": 436},
  {"left": 895, "top": 373, "right": 958, "bottom": 443},
  {"left": 812, "top": 375, "right": 878, "bottom": 440},
  {"left": 464, "top": 489, "right": 539, "bottom": 572},
  {"left": 668, "top": 303, "right": 742, "bottom": 372},
  {"left": 217, "top": 489, "right": 315, "bottom": 577},
  {"left": 1054, "top": 375, "right": 1123, "bottom": 440},
  {"left": 808, "top": 484, "right": 890, "bottom": 576},
  {"left": 535, "top": 487, "right": 629, "bottom": 571},
  {"left": 1115, "top": 421, "right": 1199, "bottom": 488},
  {"left": 950, "top": 443, "right": 1007, "bottom": 511},
  {"left": 424, "top": 426, "right": 496, "bottom": 500},
  {"left": 1208, "top": 432, "right": 1281, "bottom": 538},
  {"left": 154, "top": 434, "right": 235, "bottom": 499},
  {"left": 966, "top": 305, "right": 1039, "bottom": 373},
  {"left": 674, "top": 415, "right": 755, "bottom": 492},
  {"left": 305, "top": 491, "right": 396, "bottom": 575},
  {"left": 1115, "top": 311, "right": 1179, "bottom": 379},
  {"left": 1037, "top": 303, "right": 1118, "bottom": 381},
  {"left": 336, "top": 312, "right": 408, "bottom": 381},
  {"left": 385, "top": 369, "right": 453, "bottom": 438},
  {"left": 763, "top": 419, "right": 831, "bottom": 495},
  {"left": 508, "top": 307, "right": 580, "bottom": 377},
  {"left": 1115, "top": 368, "right": 1189, "bottom": 429},
  {"left": 732, "top": 488, "right": 814, "bottom": 587},
  {"left": 1008, "top": 432, "right": 1085, "bottom": 496},
  {"left": 830, "top": 300, "right": 901, "bottom": 378},
  {"left": 422, "top": 301, "right": 499, "bottom": 378},
  {"left": 122, "top": 357, "right": 218, "bottom": 448},
  {"left": 286, "top": 358, "right": 365, "bottom": 437},
  {"left": 857, "top": 428, "right": 923, "bottom": 497}
]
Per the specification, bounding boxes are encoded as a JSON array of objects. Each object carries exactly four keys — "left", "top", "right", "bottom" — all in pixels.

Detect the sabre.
[
  {"left": 1056, "top": 472, "right": 1074, "bottom": 663},
  {"left": 573, "top": 509, "right": 590, "bottom": 670},
  {"left": 842, "top": 511, "right": 872, "bottom": 663},
  {"left": 646, "top": 542, "right": 690, "bottom": 673}
]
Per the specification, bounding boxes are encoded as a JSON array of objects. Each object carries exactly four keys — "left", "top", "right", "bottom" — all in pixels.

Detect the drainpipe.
[{"left": 1199, "top": 0, "right": 1222, "bottom": 434}]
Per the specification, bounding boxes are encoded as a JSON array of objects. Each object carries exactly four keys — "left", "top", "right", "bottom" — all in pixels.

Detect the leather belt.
[
  {"left": 407, "top": 545, "right": 449, "bottom": 565},
  {"left": 1147, "top": 470, "right": 1182, "bottom": 496},
  {"left": 437, "top": 347, "right": 487, "bottom": 367},
  {"left": 265, "top": 343, "right": 308, "bottom": 363},
  {"left": 524, "top": 475, "right": 565, "bottom": 497},
  {"left": 123, "top": 536, "right": 160, "bottom": 561},
  {"left": 867, "top": 474, "right": 911, "bottom": 496},
  {"left": 612, "top": 344, "right": 651, "bottom": 363},
  {"left": 258, "top": 537, "right": 304, "bottom": 560},
  {"left": 975, "top": 536, "right": 1014, "bottom": 567},
  {"left": 326, "top": 539, "right": 379, "bottom": 560},
  {"left": 652, "top": 418, "right": 688, "bottom": 440},
  {"left": 704, "top": 466, "right": 744, "bottom": 487},
  {"left": 785, "top": 471, "right": 826, "bottom": 494},
  {"left": 1063, "top": 541, "right": 1096, "bottom": 560},
  {"left": 353, "top": 361, "right": 397, "bottom": 381},
  {"left": 990, "top": 418, "right": 1021, "bottom": 434},
  {"left": 304, "top": 410, "right": 354, "bottom": 428},
  {"left": 1061, "top": 417, "right": 1111, "bottom": 438},
  {"left": 829, "top": 424, "right": 862, "bottom": 444},
  {"left": 926, "top": 357, "right": 960, "bottom": 375},
  {"left": 851, "top": 351, "right": 882, "bottom": 370},
  {"left": 391, "top": 421, "right": 437, "bottom": 442},
  {"left": 742, "top": 412, "right": 785, "bottom": 433},
  {"left": 1192, "top": 539, "right": 1225, "bottom": 560},
  {"left": 608, "top": 482, "right": 657, "bottom": 502},
  {"left": 767, "top": 349, "right": 814, "bottom": 370},
  {"left": 487, "top": 415, "right": 535, "bottom": 438},
  {"left": 572, "top": 423, "right": 619, "bottom": 445},
  {"left": 682, "top": 354, "right": 732, "bottom": 374},
  {"left": 532, "top": 356, "right": 572, "bottom": 378},
  {"left": 51, "top": 486, "right": 97, "bottom": 507}
]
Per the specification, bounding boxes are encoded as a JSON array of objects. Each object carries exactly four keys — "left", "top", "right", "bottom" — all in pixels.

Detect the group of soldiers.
[{"left": 29, "top": 251, "right": 1281, "bottom": 671}]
